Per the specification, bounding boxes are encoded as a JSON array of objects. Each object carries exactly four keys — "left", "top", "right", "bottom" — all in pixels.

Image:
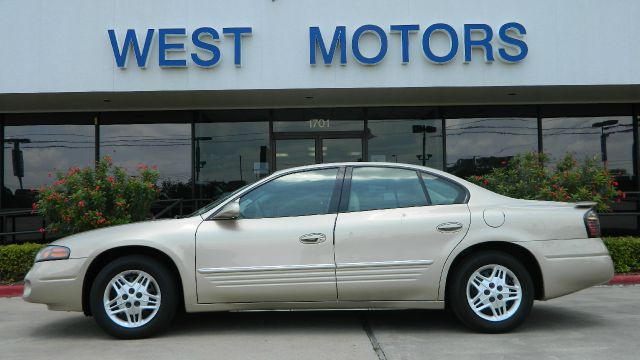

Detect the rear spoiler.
[{"left": 575, "top": 201, "right": 597, "bottom": 209}]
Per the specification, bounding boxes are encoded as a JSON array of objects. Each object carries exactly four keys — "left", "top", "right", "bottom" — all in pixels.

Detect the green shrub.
[
  {"left": 467, "top": 152, "right": 622, "bottom": 212},
  {"left": 603, "top": 237, "right": 640, "bottom": 273},
  {"left": 35, "top": 156, "right": 160, "bottom": 236},
  {"left": 0, "top": 243, "right": 46, "bottom": 284}
]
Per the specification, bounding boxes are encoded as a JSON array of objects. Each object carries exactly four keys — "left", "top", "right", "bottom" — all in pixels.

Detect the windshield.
[{"left": 188, "top": 185, "right": 249, "bottom": 217}]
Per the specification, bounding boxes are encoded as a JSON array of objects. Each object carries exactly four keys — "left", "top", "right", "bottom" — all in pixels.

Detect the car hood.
[{"left": 50, "top": 217, "right": 203, "bottom": 259}]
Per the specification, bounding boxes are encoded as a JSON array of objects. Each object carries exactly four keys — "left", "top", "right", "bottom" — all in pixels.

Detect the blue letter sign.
[
  {"left": 108, "top": 22, "right": 528, "bottom": 69},
  {"left": 309, "top": 26, "right": 347, "bottom": 65},
  {"left": 191, "top": 27, "right": 221, "bottom": 67},
  {"left": 223, "top": 27, "right": 253, "bottom": 67},
  {"left": 422, "top": 23, "right": 459, "bottom": 64},
  {"left": 497, "top": 22, "right": 528, "bottom": 63},
  {"left": 351, "top": 24, "right": 388, "bottom": 65},
  {"left": 108, "top": 29, "right": 154, "bottom": 68},
  {"left": 158, "top": 28, "right": 187, "bottom": 67},
  {"left": 390, "top": 24, "right": 420, "bottom": 64},
  {"left": 463, "top": 24, "right": 495, "bottom": 63}
]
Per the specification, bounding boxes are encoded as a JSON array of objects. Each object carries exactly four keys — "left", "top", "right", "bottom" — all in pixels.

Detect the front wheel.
[
  {"left": 90, "top": 255, "right": 178, "bottom": 339},
  {"left": 448, "top": 251, "right": 534, "bottom": 333}
]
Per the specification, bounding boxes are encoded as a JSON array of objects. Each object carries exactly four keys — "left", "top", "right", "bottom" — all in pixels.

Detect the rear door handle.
[
  {"left": 437, "top": 222, "right": 463, "bottom": 232},
  {"left": 299, "top": 233, "right": 326, "bottom": 244}
]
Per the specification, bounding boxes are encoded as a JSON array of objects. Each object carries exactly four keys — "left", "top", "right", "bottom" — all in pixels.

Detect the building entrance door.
[{"left": 273, "top": 133, "right": 364, "bottom": 171}]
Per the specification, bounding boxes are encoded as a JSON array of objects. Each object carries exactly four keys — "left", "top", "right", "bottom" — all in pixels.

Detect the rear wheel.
[
  {"left": 448, "top": 251, "right": 534, "bottom": 333},
  {"left": 90, "top": 255, "right": 178, "bottom": 339}
]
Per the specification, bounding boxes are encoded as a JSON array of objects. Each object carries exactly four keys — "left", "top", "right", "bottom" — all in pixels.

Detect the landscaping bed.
[
  {"left": 0, "top": 243, "right": 46, "bottom": 285},
  {"left": 601, "top": 237, "right": 640, "bottom": 273}
]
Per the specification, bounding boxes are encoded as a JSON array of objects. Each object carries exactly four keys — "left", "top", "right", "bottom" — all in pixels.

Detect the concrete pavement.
[
  {"left": 367, "top": 286, "right": 640, "bottom": 360},
  {"left": 0, "top": 286, "right": 638, "bottom": 360}
]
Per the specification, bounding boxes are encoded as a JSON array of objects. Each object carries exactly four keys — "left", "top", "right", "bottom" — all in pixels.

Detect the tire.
[
  {"left": 90, "top": 255, "right": 178, "bottom": 339},
  {"left": 447, "top": 251, "right": 534, "bottom": 333}
]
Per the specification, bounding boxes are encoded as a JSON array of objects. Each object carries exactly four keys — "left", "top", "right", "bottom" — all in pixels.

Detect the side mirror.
[{"left": 212, "top": 199, "right": 240, "bottom": 220}]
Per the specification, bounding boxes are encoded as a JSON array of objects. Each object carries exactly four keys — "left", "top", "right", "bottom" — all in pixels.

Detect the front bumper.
[
  {"left": 22, "top": 258, "right": 88, "bottom": 311},
  {"left": 518, "top": 238, "right": 614, "bottom": 300}
]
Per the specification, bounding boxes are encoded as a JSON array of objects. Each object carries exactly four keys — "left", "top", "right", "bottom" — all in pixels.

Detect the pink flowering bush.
[
  {"left": 34, "top": 156, "right": 160, "bottom": 235},
  {"left": 467, "top": 152, "right": 622, "bottom": 212}
]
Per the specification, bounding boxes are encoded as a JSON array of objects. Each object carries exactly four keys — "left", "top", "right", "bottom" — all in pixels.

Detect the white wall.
[{"left": 1, "top": 0, "right": 639, "bottom": 94}]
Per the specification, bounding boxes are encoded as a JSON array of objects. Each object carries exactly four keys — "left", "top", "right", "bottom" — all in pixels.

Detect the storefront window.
[
  {"left": 542, "top": 116, "right": 634, "bottom": 190},
  {"left": 0, "top": 107, "right": 637, "bottom": 238},
  {"left": 101, "top": 124, "right": 191, "bottom": 199},
  {"left": 367, "top": 119, "right": 443, "bottom": 169},
  {"left": 3, "top": 125, "right": 95, "bottom": 209},
  {"left": 194, "top": 122, "right": 270, "bottom": 200},
  {"left": 446, "top": 117, "right": 538, "bottom": 178}
]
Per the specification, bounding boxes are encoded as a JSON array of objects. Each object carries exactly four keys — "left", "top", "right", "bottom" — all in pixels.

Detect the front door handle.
[
  {"left": 437, "top": 222, "right": 463, "bottom": 232},
  {"left": 299, "top": 233, "right": 326, "bottom": 244}
]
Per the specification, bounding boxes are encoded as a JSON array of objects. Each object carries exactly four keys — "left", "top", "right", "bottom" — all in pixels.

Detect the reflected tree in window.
[
  {"left": 542, "top": 116, "right": 634, "bottom": 190},
  {"left": 101, "top": 124, "right": 191, "bottom": 199}
]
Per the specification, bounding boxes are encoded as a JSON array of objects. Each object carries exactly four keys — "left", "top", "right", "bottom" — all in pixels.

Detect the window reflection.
[
  {"left": 3, "top": 125, "right": 95, "bottom": 208},
  {"left": 240, "top": 168, "right": 338, "bottom": 218},
  {"left": 348, "top": 167, "right": 427, "bottom": 211},
  {"left": 446, "top": 118, "right": 537, "bottom": 178},
  {"left": 101, "top": 124, "right": 191, "bottom": 199},
  {"left": 542, "top": 116, "right": 634, "bottom": 191},
  {"left": 421, "top": 173, "right": 466, "bottom": 205},
  {"left": 367, "top": 119, "right": 443, "bottom": 169},
  {"left": 323, "top": 138, "right": 362, "bottom": 163},
  {"left": 195, "top": 122, "right": 270, "bottom": 200},
  {"left": 274, "top": 139, "right": 316, "bottom": 170},
  {"left": 0, "top": 106, "right": 637, "bottom": 239}
]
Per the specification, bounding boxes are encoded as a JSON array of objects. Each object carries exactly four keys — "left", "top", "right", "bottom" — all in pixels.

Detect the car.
[{"left": 23, "top": 162, "right": 614, "bottom": 339}]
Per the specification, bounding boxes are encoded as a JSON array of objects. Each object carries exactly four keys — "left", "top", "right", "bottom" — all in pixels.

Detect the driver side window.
[{"left": 239, "top": 168, "right": 339, "bottom": 219}]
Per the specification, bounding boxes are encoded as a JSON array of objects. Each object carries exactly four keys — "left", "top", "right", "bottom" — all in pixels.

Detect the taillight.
[{"left": 584, "top": 210, "right": 600, "bottom": 238}]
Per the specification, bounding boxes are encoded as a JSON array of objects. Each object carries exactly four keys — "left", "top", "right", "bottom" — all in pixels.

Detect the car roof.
[{"left": 271, "top": 162, "right": 454, "bottom": 178}]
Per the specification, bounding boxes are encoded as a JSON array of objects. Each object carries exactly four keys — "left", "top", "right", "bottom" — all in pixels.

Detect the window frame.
[{"left": 338, "top": 165, "right": 470, "bottom": 213}]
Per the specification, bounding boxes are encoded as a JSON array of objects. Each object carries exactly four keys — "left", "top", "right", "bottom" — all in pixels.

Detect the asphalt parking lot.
[{"left": 1, "top": 286, "right": 638, "bottom": 360}]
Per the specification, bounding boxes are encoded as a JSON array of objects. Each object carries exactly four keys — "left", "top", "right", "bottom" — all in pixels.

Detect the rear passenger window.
[
  {"left": 421, "top": 173, "right": 466, "bottom": 205},
  {"left": 348, "top": 167, "right": 427, "bottom": 212}
]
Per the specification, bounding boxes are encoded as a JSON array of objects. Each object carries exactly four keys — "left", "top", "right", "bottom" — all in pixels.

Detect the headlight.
[{"left": 35, "top": 246, "right": 70, "bottom": 262}]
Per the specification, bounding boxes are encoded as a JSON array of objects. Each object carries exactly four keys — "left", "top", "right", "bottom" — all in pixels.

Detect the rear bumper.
[
  {"left": 517, "top": 238, "right": 614, "bottom": 300},
  {"left": 22, "top": 258, "right": 88, "bottom": 311}
]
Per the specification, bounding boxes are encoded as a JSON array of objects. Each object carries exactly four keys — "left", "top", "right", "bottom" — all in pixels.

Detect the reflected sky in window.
[
  {"left": 367, "top": 119, "right": 443, "bottom": 169},
  {"left": 446, "top": 118, "right": 537, "bottom": 177},
  {"left": 101, "top": 124, "right": 190, "bottom": 182},
  {"left": 4, "top": 125, "right": 94, "bottom": 192},
  {"left": 195, "top": 122, "right": 269, "bottom": 186}
]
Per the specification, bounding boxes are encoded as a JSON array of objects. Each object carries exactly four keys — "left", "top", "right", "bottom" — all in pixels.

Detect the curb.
[
  {"left": 608, "top": 274, "right": 640, "bottom": 285},
  {"left": 0, "top": 275, "right": 639, "bottom": 298},
  {"left": 0, "top": 285, "right": 23, "bottom": 298}
]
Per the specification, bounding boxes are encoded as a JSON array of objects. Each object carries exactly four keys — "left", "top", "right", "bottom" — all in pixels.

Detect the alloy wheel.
[
  {"left": 103, "top": 270, "right": 162, "bottom": 328},
  {"left": 465, "top": 264, "right": 522, "bottom": 322}
]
